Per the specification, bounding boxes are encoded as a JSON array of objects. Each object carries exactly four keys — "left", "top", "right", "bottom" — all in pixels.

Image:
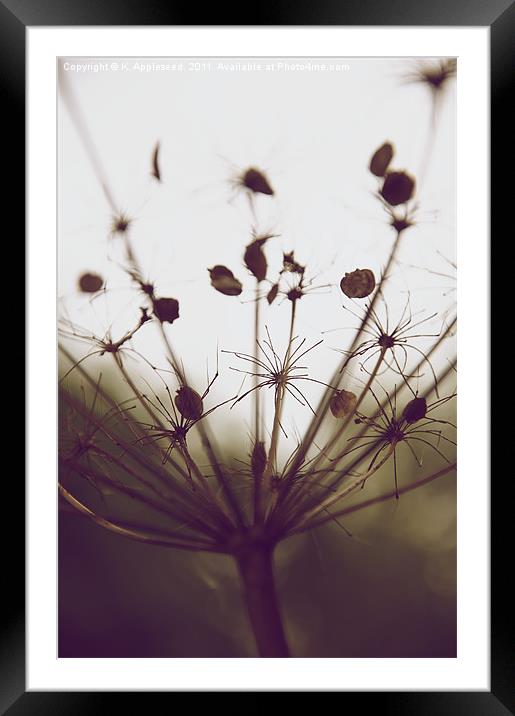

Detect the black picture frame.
[{"left": 8, "top": 0, "right": 506, "bottom": 709}]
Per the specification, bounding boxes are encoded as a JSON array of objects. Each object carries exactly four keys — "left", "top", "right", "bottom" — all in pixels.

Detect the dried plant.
[{"left": 58, "top": 64, "right": 456, "bottom": 658}]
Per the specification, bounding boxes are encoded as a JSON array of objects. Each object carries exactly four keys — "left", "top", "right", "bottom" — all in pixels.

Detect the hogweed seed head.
[
  {"left": 351, "top": 388, "right": 456, "bottom": 498},
  {"left": 58, "top": 96, "right": 456, "bottom": 658}
]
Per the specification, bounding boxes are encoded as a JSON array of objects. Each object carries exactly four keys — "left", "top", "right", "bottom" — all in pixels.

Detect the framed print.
[{"left": 7, "top": 0, "right": 507, "bottom": 708}]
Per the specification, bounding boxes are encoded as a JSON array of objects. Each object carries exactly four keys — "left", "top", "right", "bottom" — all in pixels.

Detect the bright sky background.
[{"left": 58, "top": 56, "right": 456, "bottom": 451}]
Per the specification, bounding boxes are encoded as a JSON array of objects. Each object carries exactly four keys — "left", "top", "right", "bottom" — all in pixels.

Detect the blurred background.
[{"left": 58, "top": 56, "right": 456, "bottom": 657}]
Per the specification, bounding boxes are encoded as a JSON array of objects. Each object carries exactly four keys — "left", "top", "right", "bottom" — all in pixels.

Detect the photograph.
[{"left": 57, "top": 55, "right": 458, "bottom": 659}]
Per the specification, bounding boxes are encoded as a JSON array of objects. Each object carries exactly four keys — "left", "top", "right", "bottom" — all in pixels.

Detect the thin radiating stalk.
[
  {"left": 59, "top": 485, "right": 222, "bottom": 552},
  {"left": 157, "top": 319, "right": 246, "bottom": 528},
  {"left": 58, "top": 345, "right": 192, "bottom": 487},
  {"left": 61, "top": 76, "right": 245, "bottom": 530},
  {"left": 111, "top": 352, "right": 227, "bottom": 513},
  {"left": 280, "top": 357, "right": 456, "bottom": 532},
  {"left": 281, "top": 230, "right": 404, "bottom": 487},
  {"left": 254, "top": 281, "right": 261, "bottom": 443},
  {"left": 253, "top": 282, "right": 264, "bottom": 525},
  {"left": 262, "top": 300, "right": 297, "bottom": 494},
  {"left": 293, "top": 444, "right": 395, "bottom": 530},
  {"left": 272, "top": 316, "right": 456, "bottom": 527},
  {"left": 302, "top": 347, "right": 387, "bottom": 478},
  {"left": 58, "top": 383, "right": 192, "bottom": 496},
  {"left": 293, "top": 461, "right": 456, "bottom": 534},
  {"left": 123, "top": 221, "right": 244, "bottom": 529},
  {"left": 59, "top": 391, "right": 226, "bottom": 539}
]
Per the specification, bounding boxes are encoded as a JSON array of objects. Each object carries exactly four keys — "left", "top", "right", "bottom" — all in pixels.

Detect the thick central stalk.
[{"left": 236, "top": 542, "right": 290, "bottom": 657}]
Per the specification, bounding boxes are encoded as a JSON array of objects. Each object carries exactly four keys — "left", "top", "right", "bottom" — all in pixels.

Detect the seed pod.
[
  {"left": 208, "top": 265, "right": 243, "bottom": 296},
  {"left": 282, "top": 251, "right": 305, "bottom": 275},
  {"left": 369, "top": 142, "right": 394, "bottom": 177},
  {"left": 251, "top": 441, "right": 267, "bottom": 478},
  {"left": 329, "top": 389, "right": 357, "bottom": 418},
  {"left": 153, "top": 297, "right": 180, "bottom": 324},
  {"left": 340, "top": 268, "right": 375, "bottom": 299},
  {"left": 151, "top": 141, "right": 161, "bottom": 181},
  {"left": 381, "top": 171, "right": 416, "bottom": 206},
  {"left": 244, "top": 239, "right": 268, "bottom": 282},
  {"left": 175, "top": 386, "right": 203, "bottom": 421},
  {"left": 78, "top": 272, "right": 103, "bottom": 293},
  {"left": 242, "top": 167, "right": 274, "bottom": 195},
  {"left": 402, "top": 397, "right": 427, "bottom": 424},
  {"left": 267, "top": 283, "right": 279, "bottom": 305}
]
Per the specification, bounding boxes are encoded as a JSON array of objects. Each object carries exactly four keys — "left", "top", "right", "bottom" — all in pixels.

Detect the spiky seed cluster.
[{"left": 111, "top": 212, "right": 131, "bottom": 235}]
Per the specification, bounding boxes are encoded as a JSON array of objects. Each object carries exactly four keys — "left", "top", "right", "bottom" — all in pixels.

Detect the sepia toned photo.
[{"left": 57, "top": 56, "right": 457, "bottom": 658}]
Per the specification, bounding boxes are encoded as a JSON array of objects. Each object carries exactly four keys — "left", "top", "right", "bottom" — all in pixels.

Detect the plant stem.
[
  {"left": 263, "top": 300, "right": 297, "bottom": 490},
  {"left": 283, "top": 230, "right": 404, "bottom": 483},
  {"left": 59, "top": 485, "right": 220, "bottom": 552},
  {"left": 235, "top": 542, "right": 290, "bottom": 657},
  {"left": 157, "top": 320, "right": 245, "bottom": 528},
  {"left": 272, "top": 348, "right": 387, "bottom": 528},
  {"left": 307, "top": 348, "right": 386, "bottom": 475},
  {"left": 254, "top": 281, "right": 261, "bottom": 442},
  {"left": 253, "top": 282, "right": 265, "bottom": 524}
]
